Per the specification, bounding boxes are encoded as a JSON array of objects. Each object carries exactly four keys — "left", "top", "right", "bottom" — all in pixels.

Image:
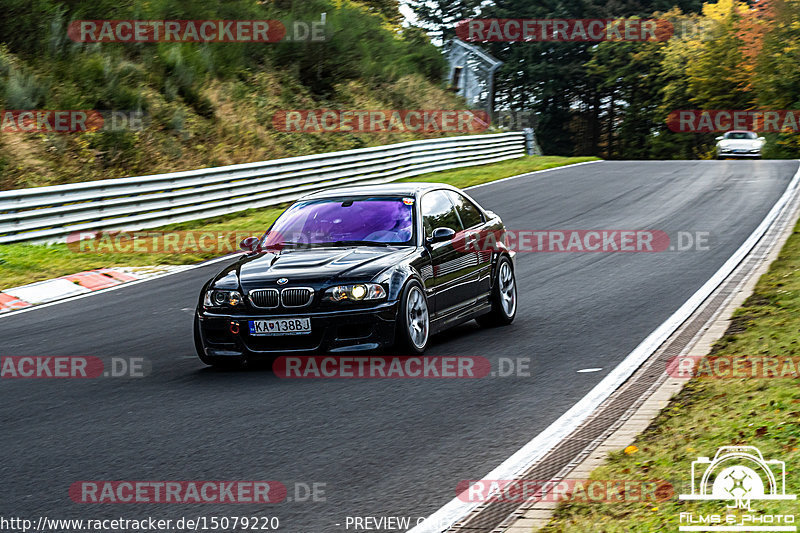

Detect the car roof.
[
  {"left": 300, "top": 182, "right": 459, "bottom": 199},
  {"left": 725, "top": 130, "right": 755, "bottom": 134}
]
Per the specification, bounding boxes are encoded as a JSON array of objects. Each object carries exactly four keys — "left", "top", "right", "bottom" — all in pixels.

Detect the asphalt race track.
[{"left": 1, "top": 160, "right": 797, "bottom": 532}]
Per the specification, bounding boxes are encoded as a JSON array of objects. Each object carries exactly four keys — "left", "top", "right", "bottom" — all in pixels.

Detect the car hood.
[{"left": 211, "top": 246, "right": 415, "bottom": 290}]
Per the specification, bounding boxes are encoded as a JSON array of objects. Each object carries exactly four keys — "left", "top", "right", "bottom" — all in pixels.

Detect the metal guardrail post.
[{"left": 523, "top": 128, "right": 542, "bottom": 156}]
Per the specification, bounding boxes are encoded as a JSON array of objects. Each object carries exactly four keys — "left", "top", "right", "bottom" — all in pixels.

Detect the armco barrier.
[{"left": 0, "top": 132, "right": 525, "bottom": 244}]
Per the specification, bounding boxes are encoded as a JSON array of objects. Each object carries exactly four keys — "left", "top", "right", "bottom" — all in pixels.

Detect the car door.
[
  {"left": 447, "top": 190, "right": 492, "bottom": 298},
  {"left": 420, "top": 190, "right": 476, "bottom": 318}
]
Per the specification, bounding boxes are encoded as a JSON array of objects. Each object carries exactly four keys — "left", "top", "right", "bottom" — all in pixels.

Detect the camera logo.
[{"left": 679, "top": 446, "right": 795, "bottom": 511}]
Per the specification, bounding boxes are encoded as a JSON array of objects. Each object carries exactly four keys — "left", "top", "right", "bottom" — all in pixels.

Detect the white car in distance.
[{"left": 716, "top": 130, "right": 765, "bottom": 159}]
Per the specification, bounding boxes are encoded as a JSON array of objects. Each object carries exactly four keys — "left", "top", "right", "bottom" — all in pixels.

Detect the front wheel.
[
  {"left": 395, "top": 280, "right": 430, "bottom": 354},
  {"left": 477, "top": 256, "right": 517, "bottom": 327}
]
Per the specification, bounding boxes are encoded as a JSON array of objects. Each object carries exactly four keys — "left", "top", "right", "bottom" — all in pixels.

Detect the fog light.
[{"left": 230, "top": 321, "right": 240, "bottom": 335}]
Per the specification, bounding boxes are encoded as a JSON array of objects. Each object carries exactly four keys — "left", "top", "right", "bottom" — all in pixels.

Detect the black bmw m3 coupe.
[{"left": 194, "top": 183, "right": 517, "bottom": 367}]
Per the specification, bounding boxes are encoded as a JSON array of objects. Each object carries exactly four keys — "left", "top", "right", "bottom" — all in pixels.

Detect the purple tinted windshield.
[{"left": 264, "top": 198, "right": 414, "bottom": 246}]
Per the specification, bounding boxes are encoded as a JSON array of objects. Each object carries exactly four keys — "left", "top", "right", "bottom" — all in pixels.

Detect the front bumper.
[
  {"left": 717, "top": 148, "right": 761, "bottom": 158},
  {"left": 197, "top": 301, "right": 399, "bottom": 357}
]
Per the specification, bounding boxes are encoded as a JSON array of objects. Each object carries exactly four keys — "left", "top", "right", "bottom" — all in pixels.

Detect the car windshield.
[
  {"left": 724, "top": 131, "right": 757, "bottom": 140},
  {"left": 262, "top": 196, "right": 415, "bottom": 247}
]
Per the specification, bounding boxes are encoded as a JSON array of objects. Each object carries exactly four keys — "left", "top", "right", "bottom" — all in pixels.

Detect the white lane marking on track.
[
  {"left": 576, "top": 368, "right": 603, "bottom": 373},
  {"left": 406, "top": 161, "right": 800, "bottom": 533}
]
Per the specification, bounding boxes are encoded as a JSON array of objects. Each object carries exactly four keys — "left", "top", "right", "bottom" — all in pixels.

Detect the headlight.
[
  {"left": 204, "top": 289, "right": 244, "bottom": 308},
  {"left": 326, "top": 283, "right": 386, "bottom": 302}
]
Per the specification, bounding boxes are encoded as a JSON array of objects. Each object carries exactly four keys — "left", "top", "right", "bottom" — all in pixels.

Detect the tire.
[
  {"left": 476, "top": 256, "right": 517, "bottom": 327},
  {"left": 394, "top": 280, "right": 430, "bottom": 354},
  {"left": 194, "top": 314, "right": 245, "bottom": 369}
]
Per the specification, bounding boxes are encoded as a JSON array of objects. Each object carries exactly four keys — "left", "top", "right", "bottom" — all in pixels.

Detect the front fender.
[{"left": 373, "top": 264, "right": 421, "bottom": 302}]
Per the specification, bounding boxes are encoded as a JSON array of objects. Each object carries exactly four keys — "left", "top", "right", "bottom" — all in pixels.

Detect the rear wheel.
[
  {"left": 477, "top": 256, "right": 517, "bottom": 327},
  {"left": 395, "top": 280, "right": 430, "bottom": 354}
]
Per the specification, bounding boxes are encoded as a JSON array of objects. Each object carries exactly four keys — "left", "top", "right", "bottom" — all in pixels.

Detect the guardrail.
[{"left": 0, "top": 132, "right": 526, "bottom": 244}]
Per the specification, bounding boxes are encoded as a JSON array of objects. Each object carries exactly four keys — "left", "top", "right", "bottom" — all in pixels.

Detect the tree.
[
  {"left": 753, "top": 0, "right": 800, "bottom": 156},
  {"left": 404, "top": 0, "right": 481, "bottom": 42},
  {"left": 685, "top": 0, "right": 754, "bottom": 109}
]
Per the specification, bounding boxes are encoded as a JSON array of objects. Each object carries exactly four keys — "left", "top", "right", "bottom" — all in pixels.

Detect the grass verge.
[
  {"left": 541, "top": 220, "right": 800, "bottom": 531},
  {"left": 0, "top": 155, "right": 597, "bottom": 291}
]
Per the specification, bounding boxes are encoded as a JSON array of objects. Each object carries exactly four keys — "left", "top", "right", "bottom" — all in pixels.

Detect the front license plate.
[{"left": 250, "top": 318, "right": 311, "bottom": 336}]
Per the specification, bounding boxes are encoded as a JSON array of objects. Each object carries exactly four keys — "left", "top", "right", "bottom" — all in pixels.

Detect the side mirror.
[
  {"left": 239, "top": 236, "right": 260, "bottom": 251},
  {"left": 428, "top": 227, "right": 456, "bottom": 244},
  {"left": 758, "top": 137, "right": 765, "bottom": 141},
  {"left": 715, "top": 136, "right": 723, "bottom": 141}
]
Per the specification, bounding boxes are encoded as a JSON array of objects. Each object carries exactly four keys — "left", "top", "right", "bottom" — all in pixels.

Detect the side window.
[
  {"left": 421, "top": 191, "right": 463, "bottom": 238},
  {"left": 448, "top": 191, "right": 484, "bottom": 229}
]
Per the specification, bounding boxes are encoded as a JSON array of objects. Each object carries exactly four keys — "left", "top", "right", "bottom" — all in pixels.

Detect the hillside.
[{"left": 0, "top": 0, "right": 465, "bottom": 190}]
